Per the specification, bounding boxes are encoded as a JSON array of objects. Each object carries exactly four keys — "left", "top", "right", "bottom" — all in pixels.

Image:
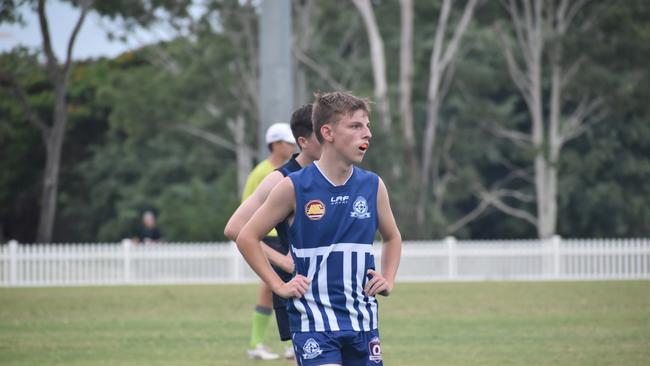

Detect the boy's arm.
[
  {"left": 261, "top": 244, "right": 294, "bottom": 274},
  {"left": 236, "top": 178, "right": 310, "bottom": 298},
  {"left": 224, "top": 171, "right": 283, "bottom": 240},
  {"left": 224, "top": 171, "right": 294, "bottom": 273},
  {"left": 365, "top": 177, "right": 402, "bottom": 297}
]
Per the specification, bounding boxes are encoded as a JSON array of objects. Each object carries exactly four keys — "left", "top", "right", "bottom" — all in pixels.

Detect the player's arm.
[
  {"left": 365, "top": 177, "right": 402, "bottom": 297},
  {"left": 236, "top": 178, "right": 310, "bottom": 298},
  {"left": 261, "top": 244, "right": 294, "bottom": 274},
  {"left": 224, "top": 172, "right": 294, "bottom": 273},
  {"left": 224, "top": 171, "right": 283, "bottom": 240}
]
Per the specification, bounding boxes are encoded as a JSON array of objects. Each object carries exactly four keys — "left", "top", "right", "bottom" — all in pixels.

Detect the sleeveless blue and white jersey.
[
  {"left": 275, "top": 153, "right": 302, "bottom": 252},
  {"left": 287, "top": 162, "right": 379, "bottom": 333}
]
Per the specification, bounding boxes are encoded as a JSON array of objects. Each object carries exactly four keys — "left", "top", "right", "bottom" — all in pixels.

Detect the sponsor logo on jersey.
[
  {"left": 330, "top": 195, "right": 350, "bottom": 205},
  {"left": 350, "top": 196, "right": 371, "bottom": 219},
  {"left": 368, "top": 337, "right": 382, "bottom": 363},
  {"left": 305, "top": 200, "right": 326, "bottom": 220},
  {"left": 302, "top": 338, "right": 323, "bottom": 360}
]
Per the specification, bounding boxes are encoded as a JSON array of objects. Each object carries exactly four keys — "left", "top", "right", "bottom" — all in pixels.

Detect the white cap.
[{"left": 265, "top": 123, "right": 296, "bottom": 144}]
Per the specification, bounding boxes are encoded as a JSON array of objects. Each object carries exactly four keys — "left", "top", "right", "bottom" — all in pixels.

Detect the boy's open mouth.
[{"left": 359, "top": 143, "right": 369, "bottom": 152}]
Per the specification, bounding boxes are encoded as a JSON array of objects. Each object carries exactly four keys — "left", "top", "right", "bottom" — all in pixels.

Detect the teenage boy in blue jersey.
[
  {"left": 225, "top": 104, "right": 321, "bottom": 360},
  {"left": 237, "top": 91, "right": 402, "bottom": 366}
]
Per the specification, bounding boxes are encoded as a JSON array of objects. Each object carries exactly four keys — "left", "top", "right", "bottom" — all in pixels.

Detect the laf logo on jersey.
[
  {"left": 330, "top": 195, "right": 350, "bottom": 205},
  {"left": 305, "top": 200, "right": 326, "bottom": 220}
]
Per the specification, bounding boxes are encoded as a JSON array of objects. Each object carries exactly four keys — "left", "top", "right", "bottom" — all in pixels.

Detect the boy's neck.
[
  {"left": 295, "top": 152, "right": 313, "bottom": 168},
  {"left": 315, "top": 153, "right": 354, "bottom": 186}
]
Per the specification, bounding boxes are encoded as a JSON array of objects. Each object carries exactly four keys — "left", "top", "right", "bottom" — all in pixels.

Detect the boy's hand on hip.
[
  {"left": 365, "top": 269, "right": 393, "bottom": 297},
  {"left": 274, "top": 274, "right": 310, "bottom": 299}
]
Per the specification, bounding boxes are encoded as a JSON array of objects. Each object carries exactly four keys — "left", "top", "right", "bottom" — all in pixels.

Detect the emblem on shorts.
[
  {"left": 368, "top": 337, "right": 382, "bottom": 363},
  {"left": 350, "top": 196, "right": 371, "bottom": 219},
  {"left": 302, "top": 338, "right": 323, "bottom": 360},
  {"left": 305, "top": 200, "right": 326, "bottom": 220}
]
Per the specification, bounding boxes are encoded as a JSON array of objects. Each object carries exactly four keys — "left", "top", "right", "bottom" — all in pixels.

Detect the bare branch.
[
  {"left": 494, "top": 188, "right": 535, "bottom": 203},
  {"left": 293, "top": 47, "right": 346, "bottom": 90},
  {"left": 560, "top": 56, "right": 585, "bottom": 89},
  {"left": 562, "top": 100, "right": 608, "bottom": 143},
  {"left": 578, "top": 1, "right": 612, "bottom": 33},
  {"left": 37, "top": 0, "right": 59, "bottom": 81},
  {"left": 173, "top": 124, "right": 237, "bottom": 152},
  {"left": 63, "top": 0, "right": 92, "bottom": 81},
  {"left": 440, "top": 0, "right": 479, "bottom": 69},
  {"left": 485, "top": 120, "right": 532, "bottom": 148},
  {"left": 502, "top": 0, "right": 529, "bottom": 64},
  {"left": 431, "top": 0, "right": 452, "bottom": 70},
  {"left": 446, "top": 197, "right": 491, "bottom": 234},
  {"left": 482, "top": 190, "right": 538, "bottom": 226},
  {"left": 438, "top": 61, "right": 456, "bottom": 107},
  {"left": 494, "top": 23, "right": 531, "bottom": 101},
  {"left": 565, "top": 0, "right": 588, "bottom": 30},
  {"left": 560, "top": 96, "right": 604, "bottom": 141},
  {"left": 496, "top": 162, "right": 534, "bottom": 185}
]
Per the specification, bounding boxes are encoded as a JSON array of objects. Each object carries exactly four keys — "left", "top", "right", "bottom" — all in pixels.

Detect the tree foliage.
[{"left": 1, "top": 0, "right": 649, "bottom": 242}]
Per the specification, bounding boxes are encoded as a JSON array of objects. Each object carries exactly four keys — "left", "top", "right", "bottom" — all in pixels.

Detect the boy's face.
[{"left": 330, "top": 109, "right": 372, "bottom": 164}]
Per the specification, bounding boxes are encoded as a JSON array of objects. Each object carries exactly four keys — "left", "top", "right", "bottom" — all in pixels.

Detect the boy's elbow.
[
  {"left": 385, "top": 228, "right": 402, "bottom": 245},
  {"left": 224, "top": 225, "right": 237, "bottom": 241},
  {"left": 235, "top": 229, "right": 256, "bottom": 253},
  {"left": 224, "top": 220, "right": 242, "bottom": 241}
]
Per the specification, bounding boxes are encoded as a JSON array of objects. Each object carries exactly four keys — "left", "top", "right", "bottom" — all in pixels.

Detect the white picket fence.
[{"left": 1, "top": 237, "right": 649, "bottom": 287}]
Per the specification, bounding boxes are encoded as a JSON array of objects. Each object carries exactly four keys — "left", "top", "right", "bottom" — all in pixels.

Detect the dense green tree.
[{"left": 2, "top": 0, "right": 649, "bottom": 243}]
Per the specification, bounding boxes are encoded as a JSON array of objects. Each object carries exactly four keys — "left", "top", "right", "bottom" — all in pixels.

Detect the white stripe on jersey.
[
  {"left": 317, "top": 256, "right": 340, "bottom": 331},
  {"left": 304, "top": 256, "right": 325, "bottom": 331},
  {"left": 292, "top": 243, "right": 373, "bottom": 258},
  {"left": 292, "top": 298, "right": 310, "bottom": 332},
  {"left": 343, "top": 250, "right": 361, "bottom": 331},
  {"left": 372, "top": 297, "right": 378, "bottom": 329},
  {"left": 356, "top": 252, "right": 371, "bottom": 331}
]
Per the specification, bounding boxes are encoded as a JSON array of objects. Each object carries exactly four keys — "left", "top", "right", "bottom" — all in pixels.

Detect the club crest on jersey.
[
  {"left": 368, "top": 337, "right": 382, "bottom": 363},
  {"left": 305, "top": 200, "right": 326, "bottom": 220},
  {"left": 350, "top": 196, "right": 371, "bottom": 219},
  {"left": 302, "top": 338, "right": 323, "bottom": 360}
]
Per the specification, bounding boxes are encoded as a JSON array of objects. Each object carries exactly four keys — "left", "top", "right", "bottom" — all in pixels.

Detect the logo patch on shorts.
[
  {"left": 305, "top": 200, "right": 326, "bottom": 220},
  {"left": 302, "top": 338, "right": 323, "bottom": 360},
  {"left": 368, "top": 337, "right": 382, "bottom": 363}
]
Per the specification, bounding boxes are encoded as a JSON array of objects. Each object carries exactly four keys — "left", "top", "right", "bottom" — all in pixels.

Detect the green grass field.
[{"left": 1, "top": 281, "right": 649, "bottom": 365}]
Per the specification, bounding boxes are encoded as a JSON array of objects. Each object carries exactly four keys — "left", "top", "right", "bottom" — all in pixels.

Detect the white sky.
[{"left": 0, "top": 1, "right": 172, "bottom": 60}]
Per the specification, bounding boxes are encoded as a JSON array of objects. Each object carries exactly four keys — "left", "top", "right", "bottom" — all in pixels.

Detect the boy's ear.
[
  {"left": 321, "top": 124, "right": 334, "bottom": 143},
  {"left": 297, "top": 136, "right": 307, "bottom": 149}
]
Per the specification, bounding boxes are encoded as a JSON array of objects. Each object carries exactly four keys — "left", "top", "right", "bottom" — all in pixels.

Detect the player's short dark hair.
[
  {"left": 290, "top": 103, "right": 314, "bottom": 142},
  {"left": 312, "top": 91, "right": 371, "bottom": 143}
]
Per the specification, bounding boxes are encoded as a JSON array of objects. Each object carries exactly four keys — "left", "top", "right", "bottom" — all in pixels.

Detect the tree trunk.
[
  {"left": 415, "top": 0, "right": 478, "bottom": 228},
  {"left": 351, "top": 0, "right": 391, "bottom": 132},
  {"left": 495, "top": 0, "right": 600, "bottom": 238},
  {"left": 232, "top": 115, "right": 252, "bottom": 198},
  {"left": 34, "top": 0, "right": 90, "bottom": 242},
  {"left": 416, "top": 98, "right": 441, "bottom": 227},
  {"left": 36, "top": 93, "right": 66, "bottom": 242},
  {"left": 399, "top": 0, "right": 417, "bottom": 176}
]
